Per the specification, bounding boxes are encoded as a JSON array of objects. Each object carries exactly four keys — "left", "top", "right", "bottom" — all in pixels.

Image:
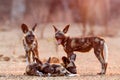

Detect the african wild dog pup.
[
  {"left": 21, "top": 23, "right": 39, "bottom": 64},
  {"left": 53, "top": 25, "right": 108, "bottom": 75}
]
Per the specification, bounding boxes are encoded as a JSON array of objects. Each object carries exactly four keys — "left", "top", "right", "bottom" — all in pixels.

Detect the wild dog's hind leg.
[
  {"left": 94, "top": 48, "right": 105, "bottom": 75},
  {"left": 103, "top": 43, "right": 108, "bottom": 74},
  {"left": 94, "top": 42, "right": 108, "bottom": 75}
]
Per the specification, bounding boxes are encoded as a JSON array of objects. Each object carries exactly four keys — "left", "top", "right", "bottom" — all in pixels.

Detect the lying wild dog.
[
  {"left": 25, "top": 57, "right": 51, "bottom": 76},
  {"left": 53, "top": 25, "right": 108, "bottom": 75},
  {"left": 25, "top": 57, "right": 78, "bottom": 77},
  {"left": 21, "top": 23, "right": 39, "bottom": 64}
]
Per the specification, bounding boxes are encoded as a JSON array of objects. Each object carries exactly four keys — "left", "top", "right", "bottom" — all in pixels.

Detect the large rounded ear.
[
  {"left": 62, "top": 56, "right": 70, "bottom": 64},
  {"left": 35, "top": 57, "right": 43, "bottom": 65},
  {"left": 46, "top": 57, "right": 51, "bottom": 63},
  {"left": 70, "top": 54, "right": 76, "bottom": 61},
  {"left": 32, "top": 23, "right": 37, "bottom": 31},
  {"left": 63, "top": 24, "right": 70, "bottom": 33},
  {"left": 53, "top": 25, "right": 58, "bottom": 32},
  {"left": 21, "top": 24, "right": 29, "bottom": 33}
]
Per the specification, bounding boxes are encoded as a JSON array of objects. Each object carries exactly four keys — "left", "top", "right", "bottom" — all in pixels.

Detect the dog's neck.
[{"left": 61, "top": 36, "right": 70, "bottom": 46}]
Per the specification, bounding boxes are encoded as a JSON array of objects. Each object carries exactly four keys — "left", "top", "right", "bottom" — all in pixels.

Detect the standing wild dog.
[
  {"left": 53, "top": 25, "right": 108, "bottom": 75},
  {"left": 21, "top": 23, "right": 39, "bottom": 64}
]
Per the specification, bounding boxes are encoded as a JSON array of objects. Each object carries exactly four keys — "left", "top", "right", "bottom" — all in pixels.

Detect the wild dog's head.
[
  {"left": 25, "top": 58, "right": 43, "bottom": 76},
  {"left": 53, "top": 25, "right": 70, "bottom": 45},
  {"left": 25, "top": 57, "right": 54, "bottom": 76},
  {"left": 21, "top": 23, "right": 37, "bottom": 44},
  {"left": 62, "top": 54, "right": 77, "bottom": 74}
]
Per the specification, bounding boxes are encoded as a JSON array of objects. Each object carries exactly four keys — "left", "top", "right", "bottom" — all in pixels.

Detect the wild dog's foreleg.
[
  {"left": 66, "top": 52, "right": 74, "bottom": 59},
  {"left": 35, "top": 49, "right": 39, "bottom": 59},
  {"left": 32, "top": 48, "right": 39, "bottom": 62},
  {"left": 66, "top": 52, "right": 76, "bottom": 62},
  {"left": 69, "top": 54, "right": 76, "bottom": 61},
  {"left": 32, "top": 50, "right": 35, "bottom": 62},
  {"left": 26, "top": 51, "right": 31, "bottom": 64}
]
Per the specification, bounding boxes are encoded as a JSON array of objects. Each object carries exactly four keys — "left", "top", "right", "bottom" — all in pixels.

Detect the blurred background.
[{"left": 0, "top": 0, "right": 120, "bottom": 37}]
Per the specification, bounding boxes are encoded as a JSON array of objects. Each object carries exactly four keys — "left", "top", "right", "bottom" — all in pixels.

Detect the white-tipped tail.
[{"left": 103, "top": 43, "right": 108, "bottom": 63}]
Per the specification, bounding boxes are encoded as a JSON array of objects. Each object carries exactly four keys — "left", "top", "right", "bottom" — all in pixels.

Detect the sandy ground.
[{"left": 0, "top": 24, "right": 120, "bottom": 80}]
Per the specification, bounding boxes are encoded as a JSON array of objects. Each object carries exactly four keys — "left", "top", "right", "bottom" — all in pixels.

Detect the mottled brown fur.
[{"left": 25, "top": 57, "right": 77, "bottom": 77}]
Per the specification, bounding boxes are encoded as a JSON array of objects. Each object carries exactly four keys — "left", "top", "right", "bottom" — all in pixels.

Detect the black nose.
[{"left": 72, "top": 69, "right": 77, "bottom": 74}]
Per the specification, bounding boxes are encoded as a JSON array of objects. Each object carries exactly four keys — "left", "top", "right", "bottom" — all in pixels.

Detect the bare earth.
[{"left": 0, "top": 24, "right": 120, "bottom": 80}]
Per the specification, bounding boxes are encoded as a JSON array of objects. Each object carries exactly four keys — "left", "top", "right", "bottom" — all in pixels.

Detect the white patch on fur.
[
  {"left": 71, "top": 39, "right": 76, "bottom": 48},
  {"left": 23, "top": 38, "right": 36, "bottom": 51},
  {"left": 100, "top": 41, "right": 104, "bottom": 45},
  {"left": 24, "top": 30, "right": 35, "bottom": 36},
  {"left": 60, "top": 67, "right": 71, "bottom": 74},
  {"left": 66, "top": 62, "right": 73, "bottom": 68},
  {"left": 23, "top": 39, "right": 30, "bottom": 51},
  {"left": 64, "top": 33, "right": 69, "bottom": 37},
  {"left": 101, "top": 68, "right": 104, "bottom": 74},
  {"left": 36, "top": 71, "right": 43, "bottom": 76},
  {"left": 103, "top": 43, "right": 108, "bottom": 63},
  {"left": 99, "top": 54, "right": 104, "bottom": 63},
  {"left": 48, "top": 73, "right": 51, "bottom": 77},
  {"left": 68, "top": 74, "right": 79, "bottom": 77},
  {"left": 95, "top": 38, "right": 100, "bottom": 42},
  {"left": 61, "top": 68, "right": 67, "bottom": 74}
]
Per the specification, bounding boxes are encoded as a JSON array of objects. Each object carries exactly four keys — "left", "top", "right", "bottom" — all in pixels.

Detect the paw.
[{"left": 97, "top": 72, "right": 105, "bottom": 75}]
